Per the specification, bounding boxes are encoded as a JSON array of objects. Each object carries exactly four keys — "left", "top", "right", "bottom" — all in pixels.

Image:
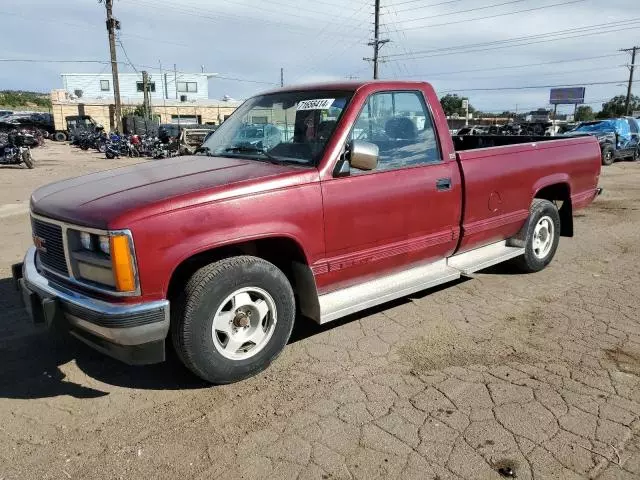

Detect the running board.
[
  {"left": 447, "top": 240, "right": 524, "bottom": 275},
  {"left": 318, "top": 259, "right": 460, "bottom": 324},
  {"left": 316, "top": 241, "right": 525, "bottom": 324}
]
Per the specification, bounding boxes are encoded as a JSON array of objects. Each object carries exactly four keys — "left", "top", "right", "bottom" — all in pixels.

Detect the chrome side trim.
[
  {"left": 318, "top": 259, "right": 460, "bottom": 324},
  {"left": 22, "top": 246, "right": 168, "bottom": 336},
  {"left": 30, "top": 212, "right": 141, "bottom": 297},
  {"left": 316, "top": 240, "right": 525, "bottom": 324},
  {"left": 447, "top": 240, "right": 524, "bottom": 275}
]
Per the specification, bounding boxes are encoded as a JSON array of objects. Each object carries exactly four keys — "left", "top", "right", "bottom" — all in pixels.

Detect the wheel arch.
[
  {"left": 166, "top": 235, "right": 321, "bottom": 322},
  {"left": 533, "top": 180, "right": 573, "bottom": 237}
]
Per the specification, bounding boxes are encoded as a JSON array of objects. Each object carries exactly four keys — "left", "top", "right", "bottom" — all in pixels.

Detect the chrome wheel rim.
[
  {"left": 211, "top": 287, "right": 277, "bottom": 360},
  {"left": 532, "top": 216, "right": 554, "bottom": 259}
]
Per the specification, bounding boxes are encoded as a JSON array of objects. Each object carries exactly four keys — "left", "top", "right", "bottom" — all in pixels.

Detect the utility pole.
[
  {"left": 174, "top": 63, "right": 178, "bottom": 100},
  {"left": 621, "top": 46, "right": 638, "bottom": 115},
  {"left": 103, "top": 0, "right": 122, "bottom": 133},
  {"left": 363, "top": 0, "right": 389, "bottom": 79},
  {"left": 280, "top": 67, "right": 284, "bottom": 87},
  {"left": 142, "top": 70, "right": 150, "bottom": 119}
]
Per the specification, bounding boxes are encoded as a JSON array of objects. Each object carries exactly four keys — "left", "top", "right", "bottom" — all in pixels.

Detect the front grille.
[{"left": 32, "top": 218, "right": 69, "bottom": 276}]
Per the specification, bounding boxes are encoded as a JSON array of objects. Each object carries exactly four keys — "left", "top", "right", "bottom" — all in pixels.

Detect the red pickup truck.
[{"left": 13, "top": 81, "right": 602, "bottom": 384}]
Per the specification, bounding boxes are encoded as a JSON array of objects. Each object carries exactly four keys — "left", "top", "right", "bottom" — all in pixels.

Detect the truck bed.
[
  {"left": 453, "top": 134, "right": 562, "bottom": 151},
  {"left": 454, "top": 135, "right": 601, "bottom": 252}
]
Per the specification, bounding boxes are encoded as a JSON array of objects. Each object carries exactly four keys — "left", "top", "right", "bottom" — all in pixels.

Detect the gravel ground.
[{"left": 0, "top": 142, "right": 639, "bottom": 480}]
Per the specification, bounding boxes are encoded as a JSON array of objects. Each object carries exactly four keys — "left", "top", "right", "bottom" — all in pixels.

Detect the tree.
[
  {"left": 0, "top": 90, "right": 51, "bottom": 109},
  {"left": 439, "top": 94, "right": 475, "bottom": 117},
  {"left": 596, "top": 94, "right": 640, "bottom": 119},
  {"left": 574, "top": 106, "right": 595, "bottom": 122}
]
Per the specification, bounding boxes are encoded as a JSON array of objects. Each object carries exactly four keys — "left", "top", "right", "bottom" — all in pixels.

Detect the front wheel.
[
  {"left": 601, "top": 144, "right": 615, "bottom": 166},
  {"left": 513, "top": 199, "right": 561, "bottom": 273},
  {"left": 171, "top": 256, "right": 296, "bottom": 384},
  {"left": 22, "top": 150, "right": 34, "bottom": 169}
]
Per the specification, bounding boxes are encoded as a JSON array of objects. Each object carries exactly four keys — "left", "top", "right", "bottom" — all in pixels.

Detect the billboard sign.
[{"left": 550, "top": 87, "right": 586, "bottom": 105}]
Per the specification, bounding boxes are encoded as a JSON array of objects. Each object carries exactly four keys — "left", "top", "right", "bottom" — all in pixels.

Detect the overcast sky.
[{"left": 0, "top": 0, "right": 637, "bottom": 113}]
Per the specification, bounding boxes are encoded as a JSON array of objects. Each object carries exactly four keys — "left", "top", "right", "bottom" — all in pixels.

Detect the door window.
[{"left": 349, "top": 91, "right": 441, "bottom": 173}]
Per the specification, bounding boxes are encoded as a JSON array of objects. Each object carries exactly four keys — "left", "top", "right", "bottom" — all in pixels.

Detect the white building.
[{"left": 61, "top": 72, "right": 217, "bottom": 103}]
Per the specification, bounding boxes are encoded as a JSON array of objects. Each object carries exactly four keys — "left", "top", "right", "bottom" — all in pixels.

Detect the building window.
[
  {"left": 136, "top": 81, "right": 156, "bottom": 92},
  {"left": 100, "top": 79, "right": 110, "bottom": 91},
  {"left": 177, "top": 81, "right": 198, "bottom": 93}
]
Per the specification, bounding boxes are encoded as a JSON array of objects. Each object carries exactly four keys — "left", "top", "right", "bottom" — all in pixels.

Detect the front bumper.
[{"left": 12, "top": 246, "right": 169, "bottom": 365}]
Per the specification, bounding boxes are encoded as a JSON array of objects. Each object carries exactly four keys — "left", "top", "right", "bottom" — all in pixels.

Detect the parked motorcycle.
[{"left": 0, "top": 131, "right": 35, "bottom": 168}]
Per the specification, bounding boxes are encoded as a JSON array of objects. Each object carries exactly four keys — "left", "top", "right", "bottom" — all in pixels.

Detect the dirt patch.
[{"left": 606, "top": 347, "right": 640, "bottom": 376}]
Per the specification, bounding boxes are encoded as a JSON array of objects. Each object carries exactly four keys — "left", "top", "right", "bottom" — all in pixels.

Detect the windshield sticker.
[{"left": 297, "top": 98, "right": 335, "bottom": 110}]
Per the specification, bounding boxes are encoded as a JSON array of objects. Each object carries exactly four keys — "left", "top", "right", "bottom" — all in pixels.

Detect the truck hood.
[{"left": 31, "top": 155, "right": 312, "bottom": 228}]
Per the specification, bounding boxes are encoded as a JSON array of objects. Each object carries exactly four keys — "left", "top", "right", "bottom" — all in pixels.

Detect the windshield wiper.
[{"left": 223, "top": 146, "right": 282, "bottom": 164}]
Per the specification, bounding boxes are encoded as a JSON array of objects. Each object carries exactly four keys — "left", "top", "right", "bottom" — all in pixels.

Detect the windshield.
[
  {"left": 574, "top": 121, "right": 616, "bottom": 133},
  {"left": 200, "top": 90, "right": 352, "bottom": 165}
]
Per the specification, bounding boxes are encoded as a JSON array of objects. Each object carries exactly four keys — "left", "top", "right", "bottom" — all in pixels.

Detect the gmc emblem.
[{"left": 33, "top": 236, "right": 47, "bottom": 253}]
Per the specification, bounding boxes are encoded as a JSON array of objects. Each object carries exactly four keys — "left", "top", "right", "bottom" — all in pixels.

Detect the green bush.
[{"left": 0, "top": 91, "right": 51, "bottom": 109}]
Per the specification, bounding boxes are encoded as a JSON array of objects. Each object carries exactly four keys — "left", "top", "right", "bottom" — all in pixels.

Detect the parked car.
[
  {"left": 13, "top": 80, "right": 602, "bottom": 384},
  {"left": 456, "top": 125, "right": 487, "bottom": 135},
  {"left": 565, "top": 118, "right": 640, "bottom": 165},
  {"left": 231, "top": 123, "right": 282, "bottom": 150},
  {"left": 0, "top": 110, "right": 13, "bottom": 118},
  {"left": 0, "top": 111, "right": 54, "bottom": 139},
  {"left": 178, "top": 125, "right": 217, "bottom": 155}
]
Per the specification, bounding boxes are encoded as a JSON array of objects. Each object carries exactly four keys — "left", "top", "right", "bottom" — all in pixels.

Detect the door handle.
[{"left": 436, "top": 177, "right": 452, "bottom": 191}]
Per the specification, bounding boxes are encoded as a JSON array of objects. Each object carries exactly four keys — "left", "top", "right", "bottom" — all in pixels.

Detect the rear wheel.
[
  {"left": 54, "top": 132, "right": 67, "bottom": 142},
  {"left": 171, "top": 256, "right": 295, "bottom": 384},
  {"left": 513, "top": 199, "right": 561, "bottom": 273},
  {"left": 601, "top": 144, "right": 615, "bottom": 166}
]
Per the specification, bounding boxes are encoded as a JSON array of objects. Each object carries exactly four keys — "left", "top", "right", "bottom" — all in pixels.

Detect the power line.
[
  {"left": 122, "top": 0, "right": 368, "bottom": 39},
  {"left": 440, "top": 80, "right": 635, "bottom": 94},
  {"left": 400, "top": 53, "right": 627, "bottom": 78},
  {"left": 388, "top": 0, "right": 588, "bottom": 31},
  {"left": 0, "top": 58, "right": 279, "bottom": 85},
  {"left": 388, "top": 0, "right": 463, "bottom": 7},
  {"left": 116, "top": 37, "right": 139, "bottom": 74},
  {"left": 381, "top": 19, "right": 640, "bottom": 60},
  {"left": 393, "top": 0, "right": 467, "bottom": 14},
  {"left": 385, "top": 0, "right": 528, "bottom": 24}
]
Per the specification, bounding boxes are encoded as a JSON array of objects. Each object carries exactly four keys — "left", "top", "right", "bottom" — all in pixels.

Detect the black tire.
[
  {"left": 54, "top": 132, "right": 67, "bottom": 142},
  {"left": 601, "top": 144, "right": 615, "bottom": 166},
  {"left": 513, "top": 199, "right": 561, "bottom": 273},
  {"left": 105, "top": 150, "right": 116, "bottom": 159},
  {"left": 171, "top": 256, "right": 295, "bottom": 384},
  {"left": 22, "top": 151, "right": 34, "bottom": 169}
]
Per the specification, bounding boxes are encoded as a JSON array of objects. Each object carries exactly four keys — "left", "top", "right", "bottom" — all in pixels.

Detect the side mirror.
[{"left": 348, "top": 139, "right": 378, "bottom": 171}]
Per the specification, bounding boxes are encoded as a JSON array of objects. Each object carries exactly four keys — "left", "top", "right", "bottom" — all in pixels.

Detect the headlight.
[
  {"left": 99, "top": 235, "right": 110, "bottom": 255},
  {"left": 80, "top": 231, "right": 92, "bottom": 250},
  {"left": 68, "top": 229, "right": 138, "bottom": 294}
]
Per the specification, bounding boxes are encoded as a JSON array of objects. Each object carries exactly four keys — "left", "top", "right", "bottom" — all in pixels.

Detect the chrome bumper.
[{"left": 13, "top": 246, "right": 169, "bottom": 364}]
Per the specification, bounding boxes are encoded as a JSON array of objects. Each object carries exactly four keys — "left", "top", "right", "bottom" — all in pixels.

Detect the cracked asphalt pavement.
[{"left": 1, "top": 142, "right": 639, "bottom": 479}]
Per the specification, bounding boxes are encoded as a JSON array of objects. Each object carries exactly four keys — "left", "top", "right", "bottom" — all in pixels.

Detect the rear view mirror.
[{"left": 349, "top": 140, "right": 378, "bottom": 171}]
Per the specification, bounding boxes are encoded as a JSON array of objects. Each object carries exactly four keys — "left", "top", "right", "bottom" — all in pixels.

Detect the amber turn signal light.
[{"left": 110, "top": 235, "right": 136, "bottom": 292}]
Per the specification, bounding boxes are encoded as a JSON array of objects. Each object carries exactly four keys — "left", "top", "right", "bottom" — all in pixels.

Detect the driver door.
[{"left": 318, "top": 90, "right": 461, "bottom": 293}]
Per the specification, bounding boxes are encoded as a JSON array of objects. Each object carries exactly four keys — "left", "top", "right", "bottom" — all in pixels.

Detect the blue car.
[{"left": 567, "top": 117, "right": 640, "bottom": 166}]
